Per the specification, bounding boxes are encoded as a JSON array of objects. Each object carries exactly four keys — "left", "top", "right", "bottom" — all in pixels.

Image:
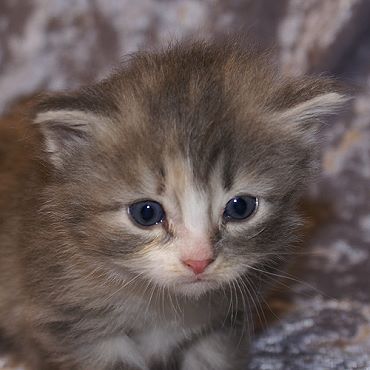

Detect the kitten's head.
[{"left": 33, "top": 41, "right": 347, "bottom": 298}]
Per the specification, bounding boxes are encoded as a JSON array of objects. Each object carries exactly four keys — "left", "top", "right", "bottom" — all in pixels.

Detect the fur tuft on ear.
[
  {"left": 270, "top": 78, "right": 350, "bottom": 143},
  {"left": 31, "top": 88, "right": 119, "bottom": 167},
  {"left": 34, "top": 110, "right": 99, "bottom": 167},
  {"left": 277, "top": 92, "right": 349, "bottom": 125}
]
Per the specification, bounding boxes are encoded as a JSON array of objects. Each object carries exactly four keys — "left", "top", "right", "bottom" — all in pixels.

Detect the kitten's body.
[{"left": 0, "top": 41, "right": 346, "bottom": 370}]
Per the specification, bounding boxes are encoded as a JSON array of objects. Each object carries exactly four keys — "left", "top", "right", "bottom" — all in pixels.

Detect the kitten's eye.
[
  {"left": 223, "top": 196, "right": 258, "bottom": 221},
  {"left": 129, "top": 200, "right": 165, "bottom": 227}
]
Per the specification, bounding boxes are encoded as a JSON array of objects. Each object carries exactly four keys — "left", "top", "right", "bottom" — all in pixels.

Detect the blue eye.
[
  {"left": 223, "top": 196, "right": 257, "bottom": 221},
  {"left": 129, "top": 200, "right": 165, "bottom": 227}
]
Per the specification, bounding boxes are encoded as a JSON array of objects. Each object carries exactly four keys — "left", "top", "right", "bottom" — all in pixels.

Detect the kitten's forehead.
[{"left": 114, "top": 48, "right": 281, "bottom": 193}]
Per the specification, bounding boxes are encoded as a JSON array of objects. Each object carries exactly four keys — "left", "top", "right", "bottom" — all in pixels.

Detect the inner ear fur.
[
  {"left": 269, "top": 77, "right": 349, "bottom": 141},
  {"left": 31, "top": 87, "right": 121, "bottom": 168},
  {"left": 31, "top": 92, "right": 107, "bottom": 167}
]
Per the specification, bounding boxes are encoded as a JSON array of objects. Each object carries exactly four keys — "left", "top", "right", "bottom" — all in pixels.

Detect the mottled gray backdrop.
[{"left": 0, "top": 1, "right": 370, "bottom": 369}]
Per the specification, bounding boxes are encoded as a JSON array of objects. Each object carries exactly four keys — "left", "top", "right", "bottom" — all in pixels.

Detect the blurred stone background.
[{"left": 0, "top": 0, "right": 370, "bottom": 369}]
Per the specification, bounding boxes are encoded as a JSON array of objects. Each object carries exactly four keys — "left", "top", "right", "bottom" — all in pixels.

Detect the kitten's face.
[{"left": 34, "top": 42, "right": 346, "bottom": 298}]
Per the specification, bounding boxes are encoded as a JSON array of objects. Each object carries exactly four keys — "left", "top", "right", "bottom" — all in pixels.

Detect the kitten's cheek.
[{"left": 131, "top": 249, "right": 185, "bottom": 284}]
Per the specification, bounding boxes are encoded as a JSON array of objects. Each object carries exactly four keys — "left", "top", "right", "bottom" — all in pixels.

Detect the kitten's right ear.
[
  {"left": 32, "top": 90, "right": 118, "bottom": 167},
  {"left": 33, "top": 106, "right": 100, "bottom": 168}
]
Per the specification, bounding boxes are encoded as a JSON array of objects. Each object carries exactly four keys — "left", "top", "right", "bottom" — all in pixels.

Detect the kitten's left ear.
[{"left": 271, "top": 78, "right": 350, "bottom": 142}]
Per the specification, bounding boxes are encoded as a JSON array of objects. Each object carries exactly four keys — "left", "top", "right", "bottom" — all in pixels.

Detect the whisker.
[
  {"left": 223, "top": 281, "right": 233, "bottom": 328},
  {"left": 234, "top": 277, "right": 251, "bottom": 346},
  {"left": 231, "top": 280, "right": 239, "bottom": 328},
  {"left": 105, "top": 272, "right": 144, "bottom": 301},
  {"left": 167, "top": 286, "right": 180, "bottom": 319},
  {"left": 242, "top": 263, "right": 329, "bottom": 298},
  {"left": 239, "top": 275, "right": 266, "bottom": 333},
  {"left": 145, "top": 280, "right": 157, "bottom": 318},
  {"left": 160, "top": 284, "right": 166, "bottom": 320},
  {"left": 244, "top": 227, "right": 267, "bottom": 241},
  {"left": 249, "top": 251, "right": 324, "bottom": 257}
]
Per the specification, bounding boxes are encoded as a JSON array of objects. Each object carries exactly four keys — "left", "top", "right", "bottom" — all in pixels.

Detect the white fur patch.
[
  {"left": 135, "top": 326, "right": 183, "bottom": 363},
  {"left": 181, "top": 330, "right": 239, "bottom": 370},
  {"left": 181, "top": 186, "right": 209, "bottom": 237},
  {"left": 84, "top": 336, "right": 148, "bottom": 370}
]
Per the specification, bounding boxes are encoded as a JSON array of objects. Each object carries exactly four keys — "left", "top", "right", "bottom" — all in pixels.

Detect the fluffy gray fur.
[{"left": 0, "top": 40, "right": 347, "bottom": 370}]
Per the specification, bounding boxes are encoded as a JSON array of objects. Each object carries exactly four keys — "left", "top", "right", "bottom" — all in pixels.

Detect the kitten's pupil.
[
  {"left": 129, "top": 200, "right": 165, "bottom": 226},
  {"left": 141, "top": 205, "right": 154, "bottom": 221},
  {"left": 232, "top": 198, "right": 247, "bottom": 215},
  {"left": 224, "top": 196, "right": 257, "bottom": 221}
]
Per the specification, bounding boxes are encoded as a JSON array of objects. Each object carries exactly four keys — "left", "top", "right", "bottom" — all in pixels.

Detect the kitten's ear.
[
  {"left": 271, "top": 78, "right": 350, "bottom": 143},
  {"left": 33, "top": 100, "right": 100, "bottom": 167},
  {"left": 32, "top": 91, "right": 118, "bottom": 167},
  {"left": 34, "top": 110, "right": 93, "bottom": 160}
]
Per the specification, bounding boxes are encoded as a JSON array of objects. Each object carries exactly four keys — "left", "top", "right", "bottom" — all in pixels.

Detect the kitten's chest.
[
  {"left": 132, "top": 324, "right": 187, "bottom": 366},
  {"left": 129, "top": 290, "right": 228, "bottom": 332},
  {"left": 108, "top": 293, "right": 229, "bottom": 365}
]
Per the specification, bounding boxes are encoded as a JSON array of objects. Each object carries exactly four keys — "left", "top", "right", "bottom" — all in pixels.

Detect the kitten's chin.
[{"left": 175, "top": 279, "right": 220, "bottom": 298}]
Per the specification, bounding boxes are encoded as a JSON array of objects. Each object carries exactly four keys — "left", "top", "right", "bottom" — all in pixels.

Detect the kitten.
[{"left": 0, "top": 41, "right": 347, "bottom": 370}]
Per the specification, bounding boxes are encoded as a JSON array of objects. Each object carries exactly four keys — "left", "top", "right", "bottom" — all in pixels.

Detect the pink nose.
[{"left": 183, "top": 259, "right": 213, "bottom": 275}]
